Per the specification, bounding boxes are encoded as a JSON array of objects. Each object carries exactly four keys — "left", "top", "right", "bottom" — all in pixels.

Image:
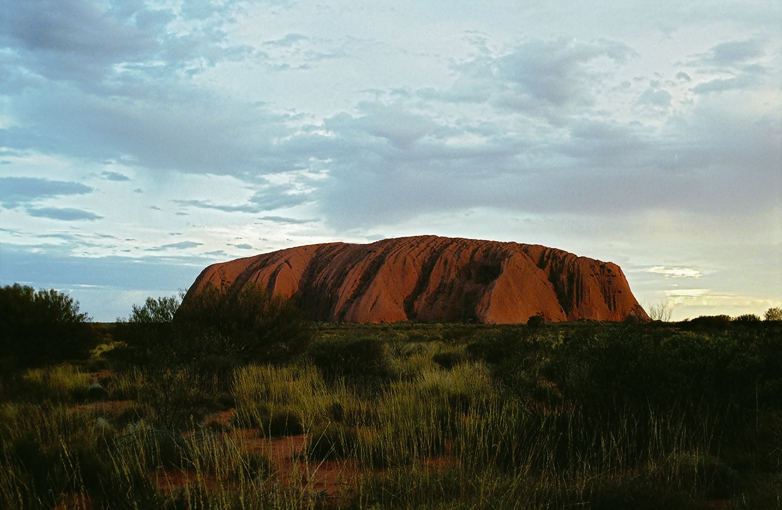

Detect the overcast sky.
[{"left": 1, "top": 0, "right": 780, "bottom": 321}]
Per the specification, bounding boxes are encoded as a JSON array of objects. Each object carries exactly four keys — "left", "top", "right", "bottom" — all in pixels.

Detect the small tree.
[
  {"left": 764, "top": 307, "right": 782, "bottom": 321},
  {"left": 0, "top": 284, "right": 97, "bottom": 368},
  {"left": 174, "top": 283, "right": 311, "bottom": 365},
  {"left": 111, "top": 295, "right": 181, "bottom": 369},
  {"left": 129, "top": 296, "right": 180, "bottom": 323},
  {"left": 114, "top": 285, "right": 310, "bottom": 429},
  {"left": 646, "top": 300, "right": 674, "bottom": 322}
]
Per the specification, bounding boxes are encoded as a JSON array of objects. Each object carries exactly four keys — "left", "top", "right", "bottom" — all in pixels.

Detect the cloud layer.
[{"left": 1, "top": 0, "right": 780, "bottom": 320}]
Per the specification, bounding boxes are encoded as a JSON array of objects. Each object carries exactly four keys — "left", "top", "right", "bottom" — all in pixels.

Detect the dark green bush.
[
  {"left": 556, "top": 327, "right": 772, "bottom": 415},
  {"left": 680, "top": 315, "right": 732, "bottom": 331},
  {"left": 432, "top": 351, "right": 465, "bottom": 370},
  {"left": 114, "top": 284, "right": 311, "bottom": 371},
  {"left": 466, "top": 328, "right": 550, "bottom": 402},
  {"left": 307, "top": 336, "right": 390, "bottom": 383},
  {"left": 266, "top": 409, "right": 304, "bottom": 437},
  {"left": 307, "top": 423, "right": 358, "bottom": 460},
  {"left": 233, "top": 402, "right": 303, "bottom": 437},
  {"left": 328, "top": 401, "right": 345, "bottom": 422},
  {"left": 175, "top": 282, "right": 311, "bottom": 365},
  {"left": 0, "top": 284, "right": 98, "bottom": 369}
]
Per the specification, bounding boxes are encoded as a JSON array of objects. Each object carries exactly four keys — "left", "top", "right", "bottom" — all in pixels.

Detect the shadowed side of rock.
[{"left": 185, "top": 235, "right": 648, "bottom": 323}]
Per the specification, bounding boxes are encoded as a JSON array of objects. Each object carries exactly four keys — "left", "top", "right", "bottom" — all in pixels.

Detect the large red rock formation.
[{"left": 185, "top": 236, "right": 648, "bottom": 323}]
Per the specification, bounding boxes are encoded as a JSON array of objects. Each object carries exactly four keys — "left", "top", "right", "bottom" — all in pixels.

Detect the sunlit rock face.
[{"left": 185, "top": 235, "right": 649, "bottom": 323}]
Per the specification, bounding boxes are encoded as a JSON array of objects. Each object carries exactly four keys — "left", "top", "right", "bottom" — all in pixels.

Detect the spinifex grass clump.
[
  {"left": 0, "top": 403, "right": 114, "bottom": 509},
  {"left": 20, "top": 365, "right": 93, "bottom": 403}
]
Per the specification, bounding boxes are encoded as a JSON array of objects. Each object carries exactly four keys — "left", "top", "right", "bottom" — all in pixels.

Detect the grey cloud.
[
  {"left": 8, "top": 83, "right": 295, "bottom": 177},
  {"left": 0, "top": 242, "right": 208, "bottom": 293},
  {"left": 1, "top": 0, "right": 253, "bottom": 92},
  {"left": 676, "top": 72, "right": 691, "bottom": 81},
  {"left": 308, "top": 95, "right": 780, "bottom": 230},
  {"left": 259, "top": 216, "right": 316, "bottom": 224},
  {"left": 264, "top": 34, "right": 309, "bottom": 47},
  {"left": 176, "top": 199, "right": 258, "bottom": 213},
  {"left": 101, "top": 171, "right": 130, "bottom": 181},
  {"left": 233, "top": 244, "right": 253, "bottom": 249},
  {"left": 147, "top": 241, "right": 203, "bottom": 252},
  {"left": 0, "top": 177, "right": 93, "bottom": 208},
  {"left": 421, "top": 38, "right": 636, "bottom": 120},
  {"left": 706, "top": 40, "right": 765, "bottom": 66},
  {"left": 248, "top": 189, "right": 313, "bottom": 210},
  {"left": 26, "top": 207, "right": 103, "bottom": 221},
  {"left": 179, "top": 0, "right": 236, "bottom": 20},
  {"left": 327, "top": 102, "right": 440, "bottom": 148},
  {"left": 258, "top": 34, "right": 347, "bottom": 71},
  {"left": 176, "top": 188, "right": 311, "bottom": 214},
  {"left": 1, "top": 0, "right": 279, "bottom": 179},
  {"left": 493, "top": 38, "right": 636, "bottom": 108},
  {"left": 693, "top": 74, "right": 760, "bottom": 94},
  {"left": 637, "top": 87, "right": 672, "bottom": 108},
  {"left": 0, "top": 0, "right": 171, "bottom": 82}
]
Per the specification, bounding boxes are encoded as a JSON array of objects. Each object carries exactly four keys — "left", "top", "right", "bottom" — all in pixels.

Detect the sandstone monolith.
[{"left": 185, "top": 235, "right": 648, "bottom": 323}]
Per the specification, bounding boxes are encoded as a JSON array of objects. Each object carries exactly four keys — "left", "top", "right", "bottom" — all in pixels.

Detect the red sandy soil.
[
  {"left": 225, "top": 429, "right": 358, "bottom": 497},
  {"left": 72, "top": 400, "right": 134, "bottom": 414}
]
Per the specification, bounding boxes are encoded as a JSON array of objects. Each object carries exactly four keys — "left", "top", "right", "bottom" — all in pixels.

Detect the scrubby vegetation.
[
  {"left": 0, "top": 284, "right": 99, "bottom": 371},
  {"left": 1, "top": 287, "right": 781, "bottom": 509}
]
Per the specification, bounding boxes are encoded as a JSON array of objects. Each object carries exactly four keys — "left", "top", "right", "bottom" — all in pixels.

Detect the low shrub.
[
  {"left": 432, "top": 350, "right": 465, "bottom": 370},
  {"left": 233, "top": 401, "right": 304, "bottom": 437},
  {"left": 0, "top": 284, "right": 99, "bottom": 369},
  {"left": 266, "top": 409, "right": 304, "bottom": 437},
  {"left": 307, "top": 422, "right": 358, "bottom": 460},
  {"left": 307, "top": 336, "right": 391, "bottom": 384},
  {"left": 20, "top": 365, "right": 92, "bottom": 404}
]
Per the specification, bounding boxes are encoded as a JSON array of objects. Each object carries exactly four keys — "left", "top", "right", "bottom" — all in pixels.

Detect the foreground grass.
[{"left": 1, "top": 321, "right": 781, "bottom": 509}]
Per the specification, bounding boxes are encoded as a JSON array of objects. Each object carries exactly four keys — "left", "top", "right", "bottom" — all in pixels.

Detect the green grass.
[{"left": 1, "top": 321, "right": 780, "bottom": 509}]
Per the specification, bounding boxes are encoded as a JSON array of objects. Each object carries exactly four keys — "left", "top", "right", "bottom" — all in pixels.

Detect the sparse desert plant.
[
  {"left": 646, "top": 300, "right": 674, "bottom": 321},
  {"left": 139, "top": 366, "right": 212, "bottom": 431}
]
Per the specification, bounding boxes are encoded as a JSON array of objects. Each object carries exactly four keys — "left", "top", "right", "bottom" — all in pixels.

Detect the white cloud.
[{"left": 648, "top": 266, "right": 702, "bottom": 278}]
